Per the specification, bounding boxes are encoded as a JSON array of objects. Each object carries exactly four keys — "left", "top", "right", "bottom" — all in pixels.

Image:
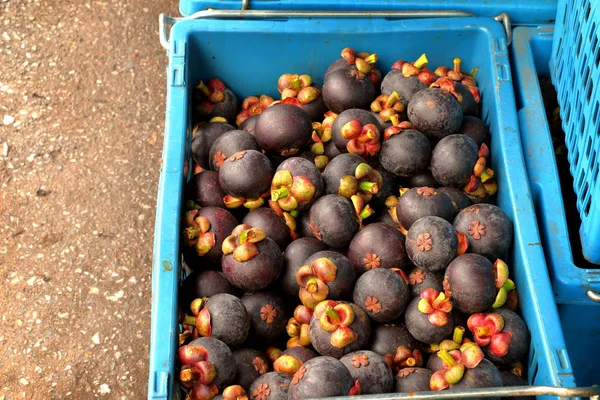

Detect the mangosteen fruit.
[
  {"left": 396, "top": 187, "right": 455, "bottom": 231},
  {"left": 340, "top": 350, "right": 393, "bottom": 394},
  {"left": 381, "top": 54, "right": 436, "bottom": 106},
  {"left": 233, "top": 349, "right": 270, "bottom": 391},
  {"left": 324, "top": 47, "right": 381, "bottom": 86},
  {"left": 443, "top": 253, "right": 496, "bottom": 314},
  {"left": 323, "top": 68, "right": 377, "bottom": 114},
  {"left": 270, "top": 157, "right": 325, "bottom": 215},
  {"left": 458, "top": 116, "right": 490, "bottom": 147},
  {"left": 407, "top": 87, "right": 463, "bottom": 141},
  {"left": 280, "top": 238, "right": 327, "bottom": 299},
  {"left": 248, "top": 372, "right": 292, "bottom": 400},
  {"left": 406, "top": 216, "right": 467, "bottom": 272},
  {"left": 407, "top": 172, "right": 440, "bottom": 189},
  {"left": 425, "top": 326, "right": 469, "bottom": 372},
  {"left": 436, "top": 187, "right": 471, "bottom": 214},
  {"left": 369, "top": 165, "right": 398, "bottom": 212},
  {"left": 370, "top": 322, "right": 420, "bottom": 360},
  {"left": 308, "top": 195, "right": 360, "bottom": 248},
  {"left": 405, "top": 288, "right": 454, "bottom": 344},
  {"left": 180, "top": 270, "right": 235, "bottom": 313},
  {"left": 395, "top": 367, "right": 433, "bottom": 393},
  {"left": 430, "top": 134, "right": 479, "bottom": 188},
  {"left": 191, "top": 120, "right": 236, "bottom": 170},
  {"left": 185, "top": 171, "right": 227, "bottom": 209},
  {"left": 287, "top": 356, "right": 359, "bottom": 400},
  {"left": 296, "top": 251, "right": 356, "bottom": 309},
  {"left": 453, "top": 204, "right": 514, "bottom": 262},
  {"left": 254, "top": 103, "right": 313, "bottom": 157},
  {"left": 348, "top": 222, "right": 409, "bottom": 276},
  {"left": 182, "top": 206, "right": 239, "bottom": 269},
  {"left": 309, "top": 300, "right": 371, "bottom": 358},
  {"left": 273, "top": 346, "right": 317, "bottom": 377},
  {"left": 242, "top": 208, "right": 293, "bottom": 250},
  {"left": 194, "top": 78, "right": 238, "bottom": 124},
  {"left": 277, "top": 74, "right": 328, "bottom": 122},
  {"left": 407, "top": 267, "right": 444, "bottom": 298},
  {"left": 467, "top": 308, "right": 529, "bottom": 366},
  {"left": 179, "top": 336, "right": 237, "bottom": 392},
  {"left": 370, "top": 91, "right": 407, "bottom": 128},
  {"left": 219, "top": 150, "right": 274, "bottom": 209},
  {"left": 221, "top": 224, "right": 283, "bottom": 291},
  {"left": 236, "top": 95, "right": 274, "bottom": 127},
  {"left": 241, "top": 114, "right": 260, "bottom": 135},
  {"left": 296, "top": 212, "right": 313, "bottom": 239},
  {"left": 353, "top": 268, "right": 410, "bottom": 323},
  {"left": 241, "top": 292, "right": 287, "bottom": 343},
  {"left": 209, "top": 130, "right": 260, "bottom": 172},
  {"left": 330, "top": 109, "right": 382, "bottom": 157},
  {"left": 323, "top": 154, "right": 382, "bottom": 210},
  {"left": 379, "top": 129, "right": 431, "bottom": 177}
]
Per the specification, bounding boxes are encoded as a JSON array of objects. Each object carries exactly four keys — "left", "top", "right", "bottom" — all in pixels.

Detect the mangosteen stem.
[
  {"left": 453, "top": 58, "right": 462, "bottom": 73},
  {"left": 359, "top": 181, "right": 378, "bottom": 193},
  {"left": 359, "top": 205, "right": 374, "bottom": 220},
  {"left": 385, "top": 91, "right": 400, "bottom": 108},
  {"left": 182, "top": 314, "right": 197, "bottom": 327},
  {"left": 389, "top": 114, "right": 400, "bottom": 127},
  {"left": 413, "top": 53, "right": 429, "bottom": 69},
  {"left": 325, "top": 306, "right": 342, "bottom": 325},
  {"left": 437, "top": 349, "right": 458, "bottom": 368},
  {"left": 475, "top": 326, "right": 493, "bottom": 337},
  {"left": 363, "top": 53, "right": 378, "bottom": 64},
  {"left": 271, "top": 187, "right": 290, "bottom": 201},
  {"left": 453, "top": 327, "right": 465, "bottom": 344},
  {"left": 196, "top": 81, "right": 210, "bottom": 96}
]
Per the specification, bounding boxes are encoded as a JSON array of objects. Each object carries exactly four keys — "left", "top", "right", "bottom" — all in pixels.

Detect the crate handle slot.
[
  {"left": 586, "top": 289, "right": 600, "bottom": 302},
  {"left": 158, "top": 9, "right": 515, "bottom": 51}
]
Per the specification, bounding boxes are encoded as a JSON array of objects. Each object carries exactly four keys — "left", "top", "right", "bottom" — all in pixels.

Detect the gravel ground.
[{"left": 0, "top": 0, "right": 178, "bottom": 398}]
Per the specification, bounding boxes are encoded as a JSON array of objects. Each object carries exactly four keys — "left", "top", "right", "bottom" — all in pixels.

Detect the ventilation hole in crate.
[
  {"left": 584, "top": 195, "right": 592, "bottom": 217},
  {"left": 576, "top": 31, "right": 584, "bottom": 57},
  {"left": 573, "top": 146, "right": 580, "bottom": 168},
  {"left": 565, "top": 103, "right": 571, "bottom": 124},
  {"left": 591, "top": 149, "right": 598, "bottom": 180},
  {"left": 582, "top": 115, "right": 588, "bottom": 134},
  {"left": 583, "top": 65, "right": 591, "bottom": 84},
  {"left": 586, "top": 137, "right": 593, "bottom": 158},
  {"left": 590, "top": 22, "right": 597, "bottom": 42},
  {"left": 587, "top": 81, "right": 594, "bottom": 104},
  {"left": 585, "top": 0, "right": 592, "bottom": 21},
  {"left": 577, "top": 170, "right": 586, "bottom": 191},
  {"left": 582, "top": 180, "right": 589, "bottom": 203},
  {"left": 593, "top": 102, "right": 600, "bottom": 125}
]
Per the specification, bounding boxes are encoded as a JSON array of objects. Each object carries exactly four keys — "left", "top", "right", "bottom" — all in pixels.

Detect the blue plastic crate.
[
  {"left": 150, "top": 15, "right": 577, "bottom": 400},
  {"left": 549, "top": 0, "right": 600, "bottom": 264},
  {"left": 178, "top": 0, "right": 558, "bottom": 25},
  {"left": 510, "top": 25, "right": 600, "bottom": 388}
]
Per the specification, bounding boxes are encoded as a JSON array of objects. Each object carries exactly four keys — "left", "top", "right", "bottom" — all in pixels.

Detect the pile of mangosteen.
[{"left": 179, "top": 48, "right": 529, "bottom": 400}]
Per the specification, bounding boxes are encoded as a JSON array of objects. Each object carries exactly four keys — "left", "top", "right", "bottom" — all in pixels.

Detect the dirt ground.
[{"left": 0, "top": 0, "right": 179, "bottom": 398}]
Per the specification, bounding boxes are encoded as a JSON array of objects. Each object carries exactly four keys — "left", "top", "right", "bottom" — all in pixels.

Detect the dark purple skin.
[
  {"left": 240, "top": 114, "right": 259, "bottom": 135},
  {"left": 324, "top": 58, "right": 355, "bottom": 80},
  {"left": 197, "top": 88, "right": 238, "bottom": 124},
  {"left": 370, "top": 322, "right": 421, "bottom": 356},
  {"left": 287, "top": 356, "right": 355, "bottom": 400},
  {"left": 219, "top": 149, "right": 274, "bottom": 199},
  {"left": 330, "top": 108, "right": 382, "bottom": 153},
  {"left": 407, "top": 88, "right": 463, "bottom": 141},
  {"left": 202, "top": 293, "right": 251, "bottom": 348},
  {"left": 185, "top": 171, "right": 227, "bottom": 209},
  {"left": 407, "top": 172, "right": 440, "bottom": 189},
  {"left": 233, "top": 348, "right": 270, "bottom": 391},
  {"left": 309, "top": 302, "right": 371, "bottom": 358},
  {"left": 353, "top": 268, "right": 411, "bottom": 323},
  {"left": 191, "top": 122, "right": 236, "bottom": 169},
  {"left": 396, "top": 187, "right": 455, "bottom": 230},
  {"left": 431, "top": 134, "right": 479, "bottom": 187},
  {"left": 407, "top": 267, "right": 444, "bottom": 299},
  {"left": 454, "top": 204, "right": 514, "bottom": 262},
  {"left": 426, "top": 351, "right": 445, "bottom": 372},
  {"left": 254, "top": 104, "right": 313, "bottom": 157},
  {"left": 481, "top": 308, "right": 530, "bottom": 366},
  {"left": 248, "top": 372, "right": 292, "bottom": 400},
  {"left": 405, "top": 296, "right": 455, "bottom": 344},
  {"left": 449, "top": 359, "right": 503, "bottom": 399},
  {"left": 183, "top": 206, "right": 239, "bottom": 269},
  {"left": 465, "top": 192, "right": 493, "bottom": 205},
  {"left": 297, "top": 212, "right": 313, "bottom": 239},
  {"left": 308, "top": 195, "right": 360, "bottom": 249},
  {"left": 322, "top": 153, "right": 368, "bottom": 196},
  {"left": 301, "top": 84, "right": 328, "bottom": 122},
  {"left": 209, "top": 130, "right": 260, "bottom": 172},
  {"left": 303, "top": 251, "right": 356, "bottom": 301},
  {"left": 243, "top": 208, "right": 292, "bottom": 250},
  {"left": 499, "top": 371, "right": 534, "bottom": 400},
  {"left": 381, "top": 70, "right": 427, "bottom": 106},
  {"left": 373, "top": 210, "right": 402, "bottom": 231},
  {"left": 394, "top": 367, "right": 433, "bottom": 393},
  {"left": 437, "top": 187, "right": 471, "bottom": 213},
  {"left": 322, "top": 68, "right": 377, "bottom": 114},
  {"left": 241, "top": 292, "right": 287, "bottom": 343},
  {"left": 180, "top": 270, "right": 235, "bottom": 313},
  {"left": 222, "top": 236, "right": 283, "bottom": 292},
  {"left": 188, "top": 337, "right": 236, "bottom": 390},
  {"left": 456, "top": 83, "right": 478, "bottom": 116},
  {"left": 280, "top": 238, "right": 328, "bottom": 299},
  {"left": 276, "top": 157, "right": 325, "bottom": 212},
  {"left": 348, "top": 222, "right": 409, "bottom": 275},
  {"left": 406, "top": 216, "right": 458, "bottom": 272},
  {"left": 324, "top": 140, "right": 342, "bottom": 160},
  {"left": 340, "top": 350, "right": 394, "bottom": 394},
  {"left": 280, "top": 346, "right": 317, "bottom": 366},
  {"left": 379, "top": 129, "right": 431, "bottom": 177},
  {"left": 458, "top": 116, "right": 490, "bottom": 147},
  {"left": 444, "top": 253, "right": 496, "bottom": 314},
  {"left": 369, "top": 166, "right": 398, "bottom": 212}
]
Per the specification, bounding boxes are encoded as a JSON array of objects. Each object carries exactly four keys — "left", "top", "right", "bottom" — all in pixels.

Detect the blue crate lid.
[
  {"left": 179, "top": 0, "right": 557, "bottom": 25},
  {"left": 551, "top": 0, "right": 600, "bottom": 264}
]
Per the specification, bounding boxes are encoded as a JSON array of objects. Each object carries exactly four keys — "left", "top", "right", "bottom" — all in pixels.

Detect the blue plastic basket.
[
  {"left": 510, "top": 25, "right": 600, "bottom": 388},
  {"left": 178, "top": 0, "right": 558, "bottom": 25},
  {"left": 549, "top": 0, "right": 600, "bottom": 264},
  {"left": 150, "top": 15, "right": 577, "bottom": 400}
]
